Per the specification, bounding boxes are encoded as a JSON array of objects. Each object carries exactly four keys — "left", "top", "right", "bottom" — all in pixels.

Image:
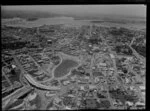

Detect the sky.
[{"left": 2, "top": 5, "right": 146, "bottom": 17}]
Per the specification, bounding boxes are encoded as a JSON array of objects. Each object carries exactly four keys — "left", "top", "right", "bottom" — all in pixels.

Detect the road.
[
  {"left": 12, "top": 53, "right": 61, "bottom": 90},
  {"left": 2, "top": 68, "right": 13, "bottom": 89},
  {"left": 2, "top": 85, "right": 33, "bottom": 107}
]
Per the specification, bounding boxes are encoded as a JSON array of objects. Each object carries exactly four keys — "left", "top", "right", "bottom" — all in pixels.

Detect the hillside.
[{"left": 1, "top": 9, "right": 59, "bottom": 19}]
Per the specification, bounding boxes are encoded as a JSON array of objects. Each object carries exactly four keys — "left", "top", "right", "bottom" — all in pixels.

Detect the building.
[
  {"left": 110, "top": 54, "right": 115, "bottom": 59},
  {"left": 139, "top": 86, "right": 145, "bottom": 91},
  {"left": 47, "top": 40, "right": 52, "bottom": 44}
]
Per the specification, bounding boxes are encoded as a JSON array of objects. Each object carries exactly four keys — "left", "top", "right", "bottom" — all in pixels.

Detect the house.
[
  {"left": 126, "top": 101, "right": 134, "bottom": 106},
  {"left": 110, "top": 54, "right": 115, "bottom": 59},
  {"left": 12, "top": 64, "right": 16, "bottom": 69},
  {"left": 99, "top": 63, "right": 107, "bottom": 67},
  {"left": 135, "top": 101, "right": 145, "bottom": 107},
  {"left": 139, "top": 86, "right": 145, "bottom": 91},
  {"left": 28, "top": 92, "right": 37, "bottom": 101}
]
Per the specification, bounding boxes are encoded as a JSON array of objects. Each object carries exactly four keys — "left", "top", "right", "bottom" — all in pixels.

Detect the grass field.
[{"left": 54, "top": 59, "right": 78, "bottom": 78}]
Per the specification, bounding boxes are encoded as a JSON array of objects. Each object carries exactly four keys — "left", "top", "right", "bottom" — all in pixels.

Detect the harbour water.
[{"left": 2, "top": 16, "right": 146, "bottom": 30}]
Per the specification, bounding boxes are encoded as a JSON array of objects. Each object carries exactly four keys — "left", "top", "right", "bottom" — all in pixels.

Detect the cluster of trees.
[
  {"left": 80, "top": 98, "right": 111, "bottom": 109},
  {"left": 132, "top": 45, "right": 146, "bottom": 57},
  {"left": 98, "top": 100, "right": 111, "bottom": 109},
  {"left": 109, "top": 88, "right": 139, "bottom": 105},
  {"left": 62, "top": 96, "right": 76, "bottom": 108},
  {"left": 115, "top": 45, "right": 133, "bottom": 55},
  {"left": 109, "top": 27, "right": 134, "bottom": 44},
  {"left": 2, "top": 36, "right": 18, "bottom": 43},
  {"left": 88, "top": 38, "right": 102, "bottom": 45},
  {"left": 2, "top": 41, "right": 28, "bottom": 50},
  {"left": 110, "top": 27, "right": 133, "bottom": 36}
]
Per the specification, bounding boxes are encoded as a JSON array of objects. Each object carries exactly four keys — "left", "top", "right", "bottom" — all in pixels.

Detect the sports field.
[{"left": 54, "top": 59, "right": 78, "bottom": 78}]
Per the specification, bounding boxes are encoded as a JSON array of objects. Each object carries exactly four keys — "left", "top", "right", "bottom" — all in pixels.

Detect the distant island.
[
  {"left": 90, "top": 20, "right": 127, "bottom": 24},
  {"left": 26, "top": 18, "right": 38, "bottom": 21},
  {"left": 90, "top": 21, "right": 104, "bottom": 23}
]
